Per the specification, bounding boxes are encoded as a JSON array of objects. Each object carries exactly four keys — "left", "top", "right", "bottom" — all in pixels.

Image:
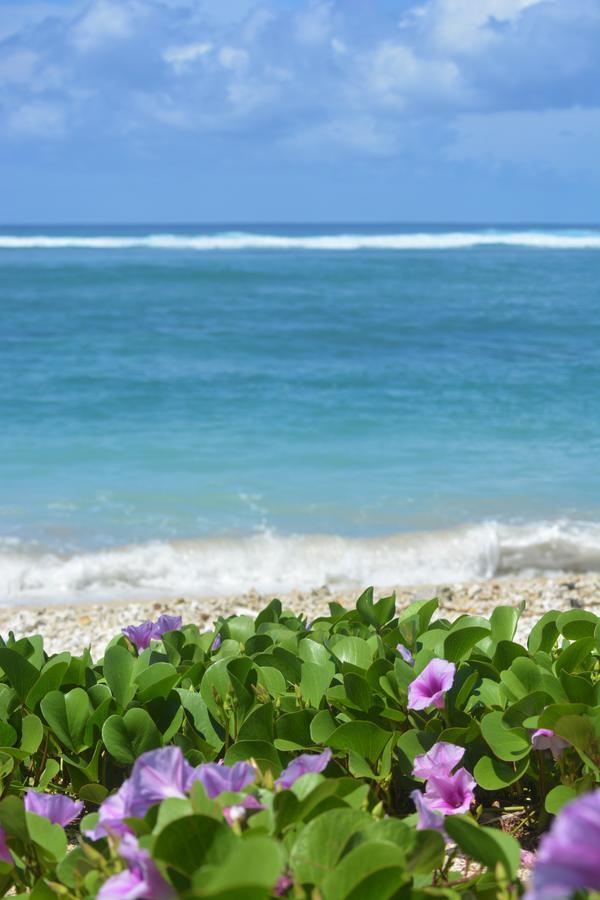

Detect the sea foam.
[
  {"left": 1, "top": 519, "right": 599, "bottom": 604},
  {"left": 1, "top": 231, "right": 600, "bottom": 251}
]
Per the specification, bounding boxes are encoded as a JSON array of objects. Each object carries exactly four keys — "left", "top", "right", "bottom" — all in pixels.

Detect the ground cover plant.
[{"left": 0, "top": 591, "right": 598, "bottom": 898}]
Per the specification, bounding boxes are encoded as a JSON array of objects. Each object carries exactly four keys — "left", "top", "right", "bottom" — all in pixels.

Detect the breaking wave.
[
  {"left": 1, "top": 519, "right": 599, "bottom": 605},
  {"left": 2, "top": 231, "right": 600, "bottom": 251}
]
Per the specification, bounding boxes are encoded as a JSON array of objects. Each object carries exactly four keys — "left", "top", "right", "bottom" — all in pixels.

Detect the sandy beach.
[{"left": 1, "top": 572, "right": 598, "bottom": 657}]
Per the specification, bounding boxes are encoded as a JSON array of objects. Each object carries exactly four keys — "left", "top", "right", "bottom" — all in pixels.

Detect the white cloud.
[
  {"left": 294, "top": 2, "right": 332, "bottom": 46},
  {"left": 6, "top": 101, "right": 65, "bottom": 137},
  {"left": 367, "top": 41, "right": 463, "bottom": 107},
  {"left": 163, "top": 42, "right": 213, "bottom": 73},
  {"left": 426, "top": 0, "right": 546, "bottom": 53},
  {"left": 0, "top": 0, "right": 598, "bottom": 170},
  {"left": 331, "top": 37, "right": 347, "bottom": 55},
  {"left": 218, "top": 46, "right": 248, "bottom": 71},
  {"left": 71, "top": 1, "right": 133, "bottom": 53}
]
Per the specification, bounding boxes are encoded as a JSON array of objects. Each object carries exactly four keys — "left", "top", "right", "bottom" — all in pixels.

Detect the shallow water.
[{"left": 2, "top": 224, "right": 599, "bottom": 601}]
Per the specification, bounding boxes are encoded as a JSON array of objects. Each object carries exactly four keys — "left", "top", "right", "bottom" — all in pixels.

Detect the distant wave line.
[{"left": 2, "top": 231, "right": 600, "bottom": 251}]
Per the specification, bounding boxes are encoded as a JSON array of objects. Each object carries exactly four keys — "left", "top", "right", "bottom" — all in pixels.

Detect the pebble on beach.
[{"left": 0, "top": 573, "right": 598, "bottom": 656}]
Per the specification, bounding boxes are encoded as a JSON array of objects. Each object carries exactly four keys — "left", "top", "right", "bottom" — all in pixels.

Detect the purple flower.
[
  {"left": 127, "top": 747, "right": 195, "bottom": 818},
  {"left": 122, "top": 622, "right": 155, "bottom": 652},
  {"left": 396, "top": 643, "right": 415, "bottom": 666},
  {"left": 222, "top": 795, "right": 264, "bottom": 826},
  {"left": 24, "top": 791, "right": 83, "bottom": 827},
  {"left": 85, "top": 781, "right": 135, "bottom": 841},
  {"left": 408, "top": 658, "right": 456, "bottom": 710},
  {"left": 531, "top": 728, "right": 569, "bottom": 759},
  {"left": 0, "top": 826, "right": 11, "bottom": 865},
  {"left": 525, "top": 789, "right": 600, "bottom": 900},
  {"left": 413, "top": 742, "right": 465, "bottom": 780},
  {"left": 97, "top": 835, "right": 175, "bottom": 900},
  {"left": 521, "top": 850, "right": 536, "bottom": 869},
  {"left": 153, "top": 615, "right": 182, "bottom": 638},
  {"left": 274, "top": 874, "right": 293, "bottom": 896},
  {"left": 410, "top": 789, "right": 447, "bottom": 837},
  {"left": 423, "top": 767, "right": 475, "bottom": 816},
  {"left": 276, "top": 748, "right": 332, "bottom": 790},
  {"left": 210, "top": 634, "right": 222, "bottom": 651},
  {"left": 190, "top": 761, "right": 256, "bottom": 799}
]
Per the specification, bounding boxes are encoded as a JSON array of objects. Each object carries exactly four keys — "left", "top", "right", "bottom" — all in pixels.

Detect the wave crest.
[
  {"left": 1, "top": 519, "right": 599, "bottom": 604},
  {"left": 2, "top": 231, "right": 600, "bottom": 251}
]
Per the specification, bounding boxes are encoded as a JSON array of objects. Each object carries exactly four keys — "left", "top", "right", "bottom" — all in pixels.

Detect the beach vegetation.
[{"left": 0, "top": 590, "right": 598, "bottom": 897}]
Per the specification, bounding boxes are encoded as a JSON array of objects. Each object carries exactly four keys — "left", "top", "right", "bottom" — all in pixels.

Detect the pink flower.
[
  {"left": 190, "top": 761, "right": 256, "bottom": 799},
  {"left": 0, "top": 826, "right": 11, "bottom": 865},
  {"left": 274, "top": 874, "right": 293, "bottom": 896},
  {"left": 531, "top": 728, "right": 569, "bottom": 759},
  {"left": 122, "top": 622, "right": 155, "bottom": 652},
  {"left": 24, "top": 791, "right": 83, "bottom": 827},
  {"left": 276, "top": 748, "right": 332, "bottom": 790},
  {"left": 525, "top": 788, "right": 600, "bottom": 900},
  {"left": 85, "top": 781, "right": 136, "bottom": 841},
  {"left": 153, "top": 615, "right": 182, "bottom": 637},
  {"left": 423, "top": 767, "right": 475, "bottom": 815},
  {"left": 410, "top": 789, "right": 447, "bottom": 837},
  {"left": 521, "top": 849, "right": 536, "bottom": 869},
  {"left": 396, "top": 644, "right": 415, "bottom": 666},
  {"left": 408, "top": 659, "right": 456, "bottom": 710},
  {"left": 97, "top": 835, "right": 175, "bottom": 899},
  {"left": 413, "top": 741, "right": 465, "bottom": 780},
  {"left": 222, "top": 795, "right": 264, "bottom": 826},
  {"left": 127, "top": 747, "right": 195, "bottom": 818}
]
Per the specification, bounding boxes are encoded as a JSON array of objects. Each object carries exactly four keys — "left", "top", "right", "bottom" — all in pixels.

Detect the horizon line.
[{"left": 1, "top": 220, "right": 599, "bottom": 229}]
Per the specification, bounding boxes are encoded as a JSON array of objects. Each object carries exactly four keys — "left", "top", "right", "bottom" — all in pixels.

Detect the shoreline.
[{"left": 1, "top": 571, "right": 598, "bottom": 656}]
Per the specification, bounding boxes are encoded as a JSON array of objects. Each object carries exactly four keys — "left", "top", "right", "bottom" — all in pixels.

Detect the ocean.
[{"left": 2, "top": 224, "right": 600, "bottom": 603}]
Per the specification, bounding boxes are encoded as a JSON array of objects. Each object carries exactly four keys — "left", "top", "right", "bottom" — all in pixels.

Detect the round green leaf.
[{"left": 102, "top": 708, "right": 162, "bottom": 764}]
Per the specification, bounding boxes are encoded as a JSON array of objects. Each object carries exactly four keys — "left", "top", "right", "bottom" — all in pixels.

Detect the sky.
[{"left": 0, "top": 0, "right": 599, "bottom": 223}]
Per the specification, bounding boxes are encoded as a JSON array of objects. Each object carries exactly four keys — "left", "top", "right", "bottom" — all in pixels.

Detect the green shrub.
[{"left": 0, "top": 589, "right": 597, "bottom": 897}]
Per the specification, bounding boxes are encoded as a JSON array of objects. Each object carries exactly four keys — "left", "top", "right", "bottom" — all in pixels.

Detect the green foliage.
[{"left": 0, "top": 590, "right": 598, "bottom": 897}]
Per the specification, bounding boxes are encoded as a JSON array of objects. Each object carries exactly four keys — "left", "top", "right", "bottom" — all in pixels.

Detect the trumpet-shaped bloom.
[
  {"left": 0, "top": 826, "right": 11, "bottom": 865},
  {"left": 276, "top": 748, "right": 332, "bottom": 790},
  {"left": 396, "top": 643, "right": 415, "bottom": 666},
  {"left": 85, "top": 780, "right": 136, "bottom": 841},
  {"left": 423, "top": 767, "right": 475, "bottom": 815},
  {"left": 530, "top": 728, "right": 569, "bottom": 759},
  {"left": 525, "top": 789, "right": 600, "bottom": 900},
  {"left": 190, "top": 761, "right": 256, "bottom": 798},
  {"left": 153, "top": 615, "right": 182, "bottom": 637},
  {"left": 97, "top": 835, "right": 175, "bottom": 900},
  {"left": 413, "top": 741, "right": 465, "bottom": 780},
  {"left": 122, "top": 622, "right": 155, "bottom": 651},
  {"left": 410, "top": 789, "right": 446, "bottom": 836},
  {"left": 210, "top": 634, "right": 222, "bottom": 651},
  {"left": 222, "top": 794, "right": 264, "bottom": 826},
  {"left": 408, "top": 658, "right": 456, "bottom": 710},
  {"left": 128, "top": 746, "right": 195, "bottom": 818},
  {"left": 24, "top": 791, "right": 83, "bottom": 827}
]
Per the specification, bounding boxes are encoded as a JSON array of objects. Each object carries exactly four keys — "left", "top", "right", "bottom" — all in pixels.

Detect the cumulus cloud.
[
  {"left": 0, "top": 0, "right": 599, "bottom": 174},
  {"left": 163, "top": 42, "right": 213, "bottom": 74},
  {"left": 70, "top": 0, "right": 134, "bottom": 52}
]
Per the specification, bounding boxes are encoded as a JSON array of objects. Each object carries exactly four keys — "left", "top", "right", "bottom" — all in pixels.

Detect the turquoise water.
[{"left": 2, "top": 225, "right": 600, "bottom": 601}]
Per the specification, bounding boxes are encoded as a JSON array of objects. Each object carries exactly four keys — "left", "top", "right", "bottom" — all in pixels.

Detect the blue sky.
[{"left": 0, "top": 0, "right": 599, "bottom": 222}]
